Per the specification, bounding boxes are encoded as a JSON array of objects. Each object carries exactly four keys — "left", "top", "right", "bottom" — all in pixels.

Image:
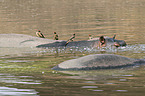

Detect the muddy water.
[{"left": 0, "top": 0, "right": 145, "bottom": 96}]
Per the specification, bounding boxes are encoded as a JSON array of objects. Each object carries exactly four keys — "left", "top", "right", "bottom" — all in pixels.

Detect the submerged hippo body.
[
  {"left": 36, "top": 37, "right": 126, "bottom": 48},
  {"left": 52, "top": 54, "right": 145, "bottom": 70}
]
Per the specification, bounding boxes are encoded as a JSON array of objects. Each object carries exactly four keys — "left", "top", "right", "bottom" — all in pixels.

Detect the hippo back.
[{"left": 52, "top": 54, "right": 138, "bottom": 70}]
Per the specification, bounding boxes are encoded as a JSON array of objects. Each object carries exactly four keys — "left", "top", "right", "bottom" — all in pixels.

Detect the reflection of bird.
[
  {"left": 53, "top": 32, "right": 59, "bottom": 40},
  {"left": 36, "top": 30, "right": 45, "bottom": 38}
]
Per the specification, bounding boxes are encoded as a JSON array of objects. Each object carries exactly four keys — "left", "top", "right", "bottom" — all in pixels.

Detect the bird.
[
  {"left": 88, "top": 34, "right": 93, "bottom": 40},
  {"left": 53, "top": 32, "right": 59, "bottom": 40},
  {"left": 36, "top": 30, "right": 45, "bottom": 38},
  {"left": 65, "top": 33, "right": 75, "bottom": 46}
]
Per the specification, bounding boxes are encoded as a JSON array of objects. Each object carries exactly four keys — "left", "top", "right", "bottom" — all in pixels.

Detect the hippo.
[
  {"left": 0, "top": 34, "right": 57, "bottom": 48},
  {"left": 36, "top": 36, "right": 126, "bottom": 48},
  {"left": 52, "top": 54, "right": 145, "bottom": 70},
  {"left": 0, "top": 34, "right": 126, "bottom": 48}
]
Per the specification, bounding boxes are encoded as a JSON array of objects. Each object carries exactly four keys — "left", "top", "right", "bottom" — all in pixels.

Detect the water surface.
[{"left": 0, "top": 0, "right": 145, "bottom": 96}]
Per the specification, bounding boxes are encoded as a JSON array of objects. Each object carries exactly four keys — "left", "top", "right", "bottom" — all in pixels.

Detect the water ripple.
[
  {"left": 81, "top": 86, "right": 98, "bottom": 88},
  {"left": 0, "top": 74, "right": 41, "bottom": 85},
  {"left": 38, "top": 44, "right": 145, "bottom": 54},
  {"left": 0, "top": 87, "right": 39, "bottom": 96}
]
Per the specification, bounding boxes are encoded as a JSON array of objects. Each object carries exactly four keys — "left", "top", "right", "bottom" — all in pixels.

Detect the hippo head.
[{"left": 105, "top": 37, "right": 126, "bottom": 47}]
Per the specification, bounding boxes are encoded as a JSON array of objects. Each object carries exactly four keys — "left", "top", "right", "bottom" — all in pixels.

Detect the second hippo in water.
[{"left": 52, "top": 54, "right": 145, "bottom": 70}]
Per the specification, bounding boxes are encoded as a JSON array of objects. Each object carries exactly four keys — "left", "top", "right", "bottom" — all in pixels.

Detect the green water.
[{"left": 0, "top": 0, "right": 145, "bottom": 96}]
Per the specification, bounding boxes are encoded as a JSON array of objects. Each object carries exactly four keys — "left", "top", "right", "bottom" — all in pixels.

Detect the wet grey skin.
[
  {"left": 52, "top": 54, "right": 145, "bottom": 70},
  {"left": 36, "top": 37, "right": 126, "bottom": 48}
]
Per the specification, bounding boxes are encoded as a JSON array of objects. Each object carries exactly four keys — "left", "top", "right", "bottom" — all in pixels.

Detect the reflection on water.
[
  {"left": 0, "top": 73, "right": 41, "bottom": 85},
  {"left": 115, "top": 90, "right": 128, "bottom": 92},
  {"left": 65, "top": 65, "right": 145, "bottom": 95},
  {"left": 0, "top": 87, "right": 39, "bottom": 96},
  {"left": 81, "top": 86, "right": 98, "bottom": 88},
  {"left": 0, "top": 74, "right": 40, "bottom": 96},
  {"left": 3, "top": 60, "right": 32, "bottom": 63},
  {"left": 92, "top": 90, "right": 104, "bottom": 92}
]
